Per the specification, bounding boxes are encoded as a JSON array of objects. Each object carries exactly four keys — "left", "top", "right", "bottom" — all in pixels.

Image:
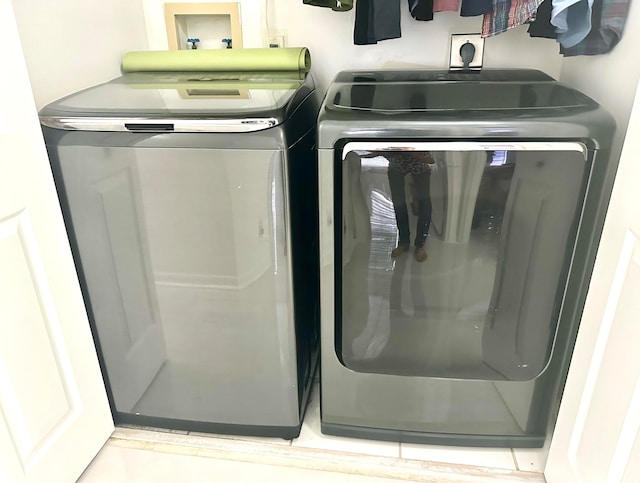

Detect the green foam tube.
[{"left": 121, "top": 48, "right": 311, "bottom": 73}]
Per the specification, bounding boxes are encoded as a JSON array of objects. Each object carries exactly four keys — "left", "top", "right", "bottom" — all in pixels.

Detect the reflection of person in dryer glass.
[{"left": 387, "top": 150, "right": 434, "bottom": 262}]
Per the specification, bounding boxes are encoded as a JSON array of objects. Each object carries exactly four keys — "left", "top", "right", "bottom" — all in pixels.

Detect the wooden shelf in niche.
[{"left": 164, "top": 2, "right": 243, "bottom": 50}]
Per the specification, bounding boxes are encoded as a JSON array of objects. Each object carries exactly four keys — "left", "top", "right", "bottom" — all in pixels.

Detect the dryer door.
[{"left": 337, "top": 141, "right": 589, "bottom": 382}]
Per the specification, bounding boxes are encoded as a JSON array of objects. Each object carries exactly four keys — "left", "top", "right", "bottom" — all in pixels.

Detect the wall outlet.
[{"left": 449, "top": 33, "right": 484, "bottom": 70}]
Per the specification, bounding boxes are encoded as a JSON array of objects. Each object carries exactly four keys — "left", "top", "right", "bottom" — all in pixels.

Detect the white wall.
[
  {"left": 11, "top": 0, "right": 148, "bottom": 109},
  {"left": 559, "top": 0, "right": 640, "bottom": 155},
  {"left": 268, "top": 3, "right": 563, "bottom": 93}
]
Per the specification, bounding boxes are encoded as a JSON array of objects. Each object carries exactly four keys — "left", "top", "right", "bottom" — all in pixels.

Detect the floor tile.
[
  {"left": 111, "top": 426, "right": 291, "bottom": 457},
  {"left": 400, "top": 442, "right": 517, "bottom": 470},
  {"left": 119, "top": 424, "right": 189, "bottom": 435},
  {"left": 112, "top": 427, "right": 206, "bottom": 447},
  {"left": 512, "top": 446, "right": 549, "bottom": 473},
  {"left": 188, "top": 430, "right": 292, "bottom": 446},
  {"left": 292, "top": 384, "right": 400, "bottom": 458},
  {"left": 348, "top": 476, "right": 416, "bottom": 483},
  {"left": 79, "top": 444, "right": 351, "bottom": 483}
]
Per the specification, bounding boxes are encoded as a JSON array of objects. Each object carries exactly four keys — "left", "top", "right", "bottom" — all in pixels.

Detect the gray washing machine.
[
  {"left": 40, "top": 71, "right": 319, "bottom": 438},
  {"left": 317, "top": 69, "right": 617, "bottom": 447}
]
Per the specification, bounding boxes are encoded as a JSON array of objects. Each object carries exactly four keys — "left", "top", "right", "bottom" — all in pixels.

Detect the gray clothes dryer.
[
  {"left": 316, "top": 69, "right": 617, "bottom": 447},
  {"left": 40, "top": 71, "right": 320, "bottom": 438}
]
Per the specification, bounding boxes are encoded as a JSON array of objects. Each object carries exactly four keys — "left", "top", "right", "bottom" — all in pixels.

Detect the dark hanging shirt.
[
  {"left": 408, "top": 0, "right": 435, "bottom": 21},
  {"left": 460, "top": 0, "right": 493, "bottom": 16},
  {"left": 527, "top": 0, "right": 557, "bottom": 39},
  {"left": 303, "top": 0, "right": 353, "bottom": 11},
  {"left": 354, "top": 0, "right": 402, "bottom": 45}
]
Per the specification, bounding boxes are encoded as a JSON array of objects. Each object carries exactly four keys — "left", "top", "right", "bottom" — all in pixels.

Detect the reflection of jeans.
[{"left": 388, "top": 167, "right": 432, "bottom": 247}]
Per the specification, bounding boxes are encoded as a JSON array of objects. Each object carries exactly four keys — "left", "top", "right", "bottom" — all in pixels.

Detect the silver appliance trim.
[
  {"left": 342, "top": 141, "right": 588, "bottom": 160},
  {"left": 39, "top": 116, "right": 280, "bottom": 133}
]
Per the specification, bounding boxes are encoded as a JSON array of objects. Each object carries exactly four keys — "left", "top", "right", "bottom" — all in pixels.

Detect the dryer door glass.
[{"left": 337, "top": 142, "right": 589, "bottom": 381}]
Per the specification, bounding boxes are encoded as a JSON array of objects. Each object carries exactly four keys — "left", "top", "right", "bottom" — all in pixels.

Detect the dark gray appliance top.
[
  {"left": 326, "top": 69, "right": 591, "bottom": 112},
  {"left": 39, "top": 71, "right": 314, "bottom": 132},
  {"left": 317, "top": 69, "right": 614, "bottom": 149},
  {"left": 331, "top": 68, "right": 555, "bottom": 84}
]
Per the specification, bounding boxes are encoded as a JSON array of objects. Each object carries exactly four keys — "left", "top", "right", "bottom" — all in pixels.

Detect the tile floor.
[{"left": 79, "top": 383, "right": 548, "bottom": 482}]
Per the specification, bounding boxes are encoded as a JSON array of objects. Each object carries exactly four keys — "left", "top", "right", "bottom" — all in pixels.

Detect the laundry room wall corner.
[
  {"left": 560, "top": 0, "right": 640, "bottom": 158},
  {"left": 11, "top": 0, "right": 148, "bottom": 109}
]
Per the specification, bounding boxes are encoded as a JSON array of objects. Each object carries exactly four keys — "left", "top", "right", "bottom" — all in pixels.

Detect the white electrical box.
[{"left": 449, "top": 33, "right": 484, "bottom": 70}]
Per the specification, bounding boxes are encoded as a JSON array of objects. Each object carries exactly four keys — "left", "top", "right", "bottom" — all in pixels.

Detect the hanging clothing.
[
  {"left": 461, "top": 0, "right": 493, "bottom": 16},
  {"left": 434, "top": 0, "right": 460, "bottom": 12},
  {"left": 354, "top": 0, "right": 402, "bottom": 45},
  {"left": 551, "top": 0, "right": 595, "bottom": 48},
  {"left": 527, "top": 0, "right": 557, "bottom": 38},
  {"left": 408, "top": 0, "right": 435, "bottom": 20},
  {"left": 561, "top": 0, "right": 631, "bottom": 56},
  {"left": 482, "top": 0, "right": 544, "bottom": 37},
  {"left": 303, "top": 0, "right": 353, "bottom": 11}
]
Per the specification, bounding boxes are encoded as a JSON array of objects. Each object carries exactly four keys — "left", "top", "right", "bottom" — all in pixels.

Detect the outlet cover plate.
[{"left": 449, "top": 33, "right": 484, "bottom": 70}]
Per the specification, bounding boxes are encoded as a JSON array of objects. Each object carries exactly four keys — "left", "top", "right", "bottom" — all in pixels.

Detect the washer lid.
[
  {"left": 326, "top": 69, "right": 596, "bottom": 113},
  {"left": 39, "top": 71, "right": 311, "bottom": 132}
]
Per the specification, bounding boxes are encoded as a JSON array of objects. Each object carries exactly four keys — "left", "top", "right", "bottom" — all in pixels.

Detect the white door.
[
  {"left": 545, "top": 82, "right": 640, "bottom": 481},
  {"left": 0, "top": 1, "right": 114, "bottom": 482}
]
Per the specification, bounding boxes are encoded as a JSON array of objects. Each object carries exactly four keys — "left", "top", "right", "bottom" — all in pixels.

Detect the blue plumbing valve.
[
  {"left": 187, "top": 37, "right": 200, "bottom": 49},
  {"left": 222, "top": 38, "right": 232, "bottom": 49}
]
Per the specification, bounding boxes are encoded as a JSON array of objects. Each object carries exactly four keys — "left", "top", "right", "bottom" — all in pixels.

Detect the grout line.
[{"left": 510, "top": 448, "right": 520, "bottom": 471}]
